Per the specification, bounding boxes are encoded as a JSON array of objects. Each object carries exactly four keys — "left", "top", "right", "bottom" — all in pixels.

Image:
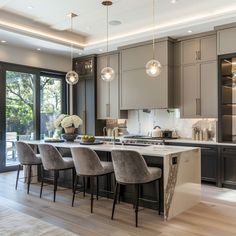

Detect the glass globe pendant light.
[
  {"left": 66, "top": 13, "right": 79, "bottom": 85},
  {"left": 146, "top": 0, "right": 161, "bottom": 78},
  {"left": 101, "top": 0, "right": 115, "bottom": 82}
]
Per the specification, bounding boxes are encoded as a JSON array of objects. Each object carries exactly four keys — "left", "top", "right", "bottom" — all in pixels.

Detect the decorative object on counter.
[
  {"left": 81, "top": 135, "right": 95, "bottom": 143},
  {"left": 54, "top": 114, "right": 82, "bottom": 142},
  {"left": 100, "top": 0, "right": 115, "bottom": 82},
  {"left": 151, "top": 125, "right": 162, "bottom": 138},
  {"left": 145, "top": 0, "right": 161, "bottom": 78},
  {"left": 65, "top": 13, "right": 79, "bottom": 85}
]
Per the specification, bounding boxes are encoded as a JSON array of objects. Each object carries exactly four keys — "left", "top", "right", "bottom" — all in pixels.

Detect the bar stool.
[
  {"left": 111, "top": 149, "right": 162, "bottom": 227},
  {"left": 38, "top": 144, "right": 75, "bottom": 202},
  {"left": 15, "top": 141, "right": 42, "bottom": 194},
  {"left": 71, "top": 147, "right": 114, "bottom": 213}
]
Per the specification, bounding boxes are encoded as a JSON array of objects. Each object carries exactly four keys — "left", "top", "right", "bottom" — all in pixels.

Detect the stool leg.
[
  {"left": 15, "top": 164, "right": 21, "bottom": 190},
  {"left": 72, "top": 168, "right": 75, "bottom": 193},
  {"left": 135, "top": 184, "right": 140, "bottom": 227},
  {"left": 111, "top": 182, "right": 119, "bottom": 220},
  {"left": 27, "top": 165, "right": 32, "bottom": 194},
  {"left": 96, "top": 176, "right": 99, "bottom": 200},
  {"left": 90, "top": 176, "right": 94, "bottom": 213},
  {"left": 83, "top": 177, "right": 86, "bottom": 197},
  {"left": 40, "top": 167, "right": 44, "bottom": 198},
  {"left": 118, "top": 183, "right": 121, "bottom": 204},
  {"left": 72, "top": 175, "right": 78, "bottom": 207},
  {"left": 53, "top": 170, "right": 59, "bottom": 202},
  {"left": 158, "top": 179, "right": 161, "bottom": 215}
]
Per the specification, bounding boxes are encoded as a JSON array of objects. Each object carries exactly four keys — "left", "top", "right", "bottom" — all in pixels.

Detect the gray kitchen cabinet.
[
  {"left": 120, "top": 38, "right": 174, "bottom": 110},
  {"left": 180, "top": 34, "right": 217, "bottom": 118},
  {"left": 97, "top": 53, "right": 127, "bottom": 119},
  {"left": 217, "top": 26, "right": 236, "bottom": 55},
  {"left": 181, "top": 61, "right": 217, "bottom": 118},
  {"left": 182, "top": 35, "right": 216, "bottom": 65}
]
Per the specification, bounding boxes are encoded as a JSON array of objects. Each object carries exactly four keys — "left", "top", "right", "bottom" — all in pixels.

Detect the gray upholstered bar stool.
[
  {"left": 38, "top": 144, "right": 75, "bottom": 202},
  {"left": 71, "top": 147, "right": 114, "bottom": 213},
  {"left": 111, "top": 149, "right": 162, "bottom": 227},
  {"left": 15, "top": 141, "right": 42, "bottom": 194}
]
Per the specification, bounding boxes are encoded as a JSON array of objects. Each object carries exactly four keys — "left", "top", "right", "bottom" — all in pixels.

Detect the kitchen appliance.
[{"left": 151, "top": 125, "right": 162, "bottom": 138}]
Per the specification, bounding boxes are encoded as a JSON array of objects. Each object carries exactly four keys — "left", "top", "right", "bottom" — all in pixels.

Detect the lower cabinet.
[
  {"left": 221, "top": 146, "right": 236, "bottom": 189},
  {"left": 166, "top": 142, "right": 219, "bottom": 185}
]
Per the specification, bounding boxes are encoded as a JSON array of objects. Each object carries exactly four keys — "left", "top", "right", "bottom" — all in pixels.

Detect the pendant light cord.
[
  {"left": 106, "top": 5, "right": 110, "bottom": 68},
  {"left": 70, "top": 15, "right": 73, "bottom": 69},
  {"left": 152, "top": 0, "right": 155, "bottom": 60}
]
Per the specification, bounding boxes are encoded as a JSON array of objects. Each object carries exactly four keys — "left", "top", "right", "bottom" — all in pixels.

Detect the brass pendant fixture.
[
  {"left": 66, "top": 13, "right": 79, "bottom": 85},
  {"left": 146, "top": 0, "right": 161, "bottom": 78},
  {"left": 101, "top": 0, "right": 115, "bottom": 82}
]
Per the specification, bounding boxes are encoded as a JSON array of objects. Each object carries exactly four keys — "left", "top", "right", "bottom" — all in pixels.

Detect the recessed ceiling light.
[
  {"left": 37, "top": 48, "right": 41, "bottom": 51},
  {"left": 1, "top": 40, "right": 6, "bottom": 43},
  {"left": 27, "top": 6, "right": 34, "bottom": 9},
  {"left": 109, "top": 20, "right": 122, "bottom": 26},
  {"left": 99, "top": 49, "right": 103, "bottom": 52},
  {"left": 171, "top": 0, "right": 177, "bottom": 4},
  {"left": 188, "top": 30, "right": 193, "bottom": 33}
]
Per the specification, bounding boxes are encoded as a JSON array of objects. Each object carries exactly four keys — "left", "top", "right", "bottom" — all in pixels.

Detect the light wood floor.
[{"left": 1, "top": 171, "right": 236, "bottom": 236}]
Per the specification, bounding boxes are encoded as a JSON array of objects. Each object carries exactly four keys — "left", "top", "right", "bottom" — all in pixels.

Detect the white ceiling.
[{"left": 1, "top": 0, "right": 236, "bottom": 56}]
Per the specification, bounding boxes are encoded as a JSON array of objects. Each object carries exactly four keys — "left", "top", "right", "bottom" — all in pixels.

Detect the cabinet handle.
[
  {"left": 198, "top": 51, "right": 201, "bottom": 60},
  {"left": 195, "top": 51, "right": 198, "bottom": 60},
  {"left": 196, "top": 98, "right": 201, "bottom": 116},
  {"left": 82, "top": 110, "right": 86, "bottom": 134},
  {"left": 106, "top": 104, "right": 110, "bottom": 117}
]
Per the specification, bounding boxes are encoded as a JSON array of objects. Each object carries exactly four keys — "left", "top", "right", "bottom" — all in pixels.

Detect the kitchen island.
[{"left": 27, "top": 141, "right": 201, "bottom": 221}]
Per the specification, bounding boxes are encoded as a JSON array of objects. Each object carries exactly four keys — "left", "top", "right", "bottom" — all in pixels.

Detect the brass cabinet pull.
[
  {"left": 106, "top": 104, "right": 110, "bottom": 117},
  {"left": 196, "top": 98, "right": 201, "bottom": 116},
  {"left": 195, "top": 51, "right": 198, "bottom": 60},
  {"left": 198, "top": 51, "right": 201, "bottom": 60}
]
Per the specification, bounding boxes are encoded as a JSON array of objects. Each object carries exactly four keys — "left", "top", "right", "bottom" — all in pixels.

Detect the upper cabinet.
[
  {"left": 217, "top": 26, "right": 236, "bottom": 55},
  {"left": 97, "top": 52, "right": 127, "bottom": 119},
  {"left": 182, "top": 35, "right": 217, "bottom": 64},
  {"left": 179, "top": 34, "right": 218, "bottom": 118},
  {"left": 120, "top": 38, "right": 174, "bottom": 110}
]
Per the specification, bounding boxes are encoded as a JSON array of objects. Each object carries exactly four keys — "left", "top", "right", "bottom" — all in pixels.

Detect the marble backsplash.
[{"left": 126, "top": 109, "right": 217, "bottom": 140}]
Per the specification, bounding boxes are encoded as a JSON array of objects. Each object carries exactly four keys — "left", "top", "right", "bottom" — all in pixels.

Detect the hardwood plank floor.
[{"left": 1, "top": 171, "right": 236, "bottom": 236}]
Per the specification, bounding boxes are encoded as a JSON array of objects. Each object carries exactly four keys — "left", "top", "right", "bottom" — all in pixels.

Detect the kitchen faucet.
[
  {"left": 112, "top": 127, "right": 119, "bottom": 145},
  {"left": 103, "top": 126, "right": 107, "bottom": 142}
]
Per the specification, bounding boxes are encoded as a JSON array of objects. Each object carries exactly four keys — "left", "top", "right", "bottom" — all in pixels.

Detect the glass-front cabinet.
[{"left": 219, "top": 54, "right": 236, "bottom": 142}]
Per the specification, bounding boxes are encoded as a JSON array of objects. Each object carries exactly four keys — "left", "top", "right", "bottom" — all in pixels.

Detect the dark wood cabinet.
[
  {"left": 220, "top": 146, "right": 236, "bottom": 189},
  {"left": 73, "top": 56, "right": 105, "bottom": 135}
]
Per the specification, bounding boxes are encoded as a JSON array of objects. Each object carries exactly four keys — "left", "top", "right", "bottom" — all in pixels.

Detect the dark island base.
[{"left": 38, "top": 150, "right": 164, "bottom": 212}]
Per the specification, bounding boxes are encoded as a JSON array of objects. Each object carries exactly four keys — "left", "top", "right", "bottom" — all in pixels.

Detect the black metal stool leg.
[
  {"left": 90, "top": 176, "right": 94, "bottom": 213},
  {"left": 53, "top": 170, "right": 59, "bottom": 202},
  {"left": 158, "top": 179, "right": 161, "bottom": 215},
  {"left": 15, "top": 164, "right": 21, "bottom": 190},
  {"left": 40, "top": 167, "right": 44, "bottom": 198},
  {"left": 111, "top": 182, "right": 119, "bottom": 220},
  {"left": 96, "top": 176, "right": 99, "bottom": 200},
  {"left": 83, "top": 176, "right": 86, "bottom": 197},
  {"left": 72, "top": 168, "right": 75, "bottom": 193},
  {"left": 27, "top": 165, "right": 32, "bottom": 194},
  {"left": 72, "top": 175, "right": 78, "bottom": 207},
  {"left": 135, "top": 184, "right": 140, "bottom": 227}
]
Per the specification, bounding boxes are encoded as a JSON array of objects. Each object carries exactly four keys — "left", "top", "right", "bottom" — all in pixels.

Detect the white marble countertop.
[{"left": 27, "top": 140, "right": 198, "bottom": 157}]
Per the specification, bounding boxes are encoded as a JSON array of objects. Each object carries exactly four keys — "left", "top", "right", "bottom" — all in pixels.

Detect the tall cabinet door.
[
  {"left": 182, "top": 39, "right": 199, "bottom": 65},
  {"left": 182, "top": 64, "right": 200, "bottom": 117},
  {"left": 200, "top": 61, "right": 218, "bottom": 118}
]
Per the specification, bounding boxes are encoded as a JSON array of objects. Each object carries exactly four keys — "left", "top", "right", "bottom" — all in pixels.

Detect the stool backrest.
[
  {"left": 111, "top": 149, "right": 150, "bottom": 184},
  {"left": 15, "top": 141, "right": 38, "bottom": 165},
  {"left": 38, "top": 144, "right": 65, "bottom": 170},
  {"left": 71, "top": 147, "right": 104, "bottom": 176}
]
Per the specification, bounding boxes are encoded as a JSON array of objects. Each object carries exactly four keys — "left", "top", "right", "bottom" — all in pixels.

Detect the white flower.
[{"left": 54, "top": 114, "right": 83, "bottom": 129}]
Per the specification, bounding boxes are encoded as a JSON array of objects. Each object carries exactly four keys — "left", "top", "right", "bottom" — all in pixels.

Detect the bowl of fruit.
[{"left": 81, "top": 135, "right": 96, "bottom": 144}]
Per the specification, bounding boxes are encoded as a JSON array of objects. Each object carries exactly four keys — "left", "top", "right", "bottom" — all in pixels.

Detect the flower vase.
[{"left": 61, "top": 127, "right": 77, "bottom": 142}]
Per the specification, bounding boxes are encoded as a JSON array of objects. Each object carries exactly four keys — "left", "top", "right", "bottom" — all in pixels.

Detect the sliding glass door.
[
  {"left": 0, "top": 63, "right": 66, "bottom": 172},
  {"left": 6, "top": 70, "right": 36, "bottom": 166}
]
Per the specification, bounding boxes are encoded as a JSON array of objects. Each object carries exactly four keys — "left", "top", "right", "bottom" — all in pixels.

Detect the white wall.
[
  {"left": 127, "top": 109, "right": 217, "bottom": 139},
  {"left": 0, "top": 44, "right": 71, "bottom": 72}
]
